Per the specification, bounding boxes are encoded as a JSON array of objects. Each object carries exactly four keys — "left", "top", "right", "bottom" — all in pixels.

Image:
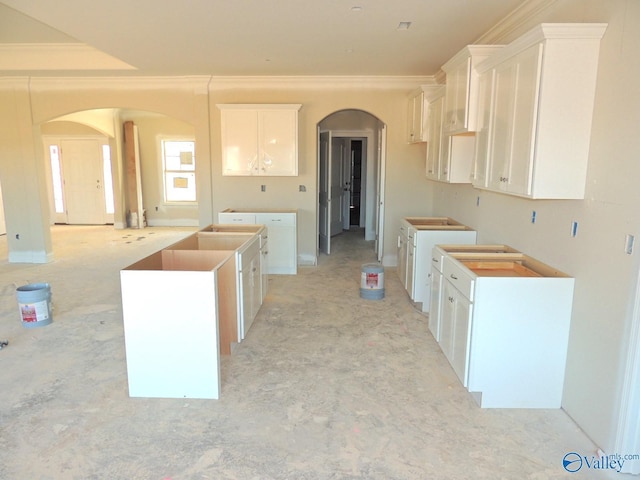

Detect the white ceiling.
[{"left": 0, "top": 0, "right": 528, "bottom": 77}]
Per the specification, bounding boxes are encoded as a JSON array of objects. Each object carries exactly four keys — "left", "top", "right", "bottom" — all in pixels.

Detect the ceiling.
[{"left": 0, "top": 0, "right": 528, "bottom": 77}]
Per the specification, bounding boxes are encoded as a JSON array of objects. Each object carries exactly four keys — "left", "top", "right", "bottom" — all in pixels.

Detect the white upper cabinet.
[
  {"left": 218, "top": 104, "right": 301, "bottom": 176},
  {"left": 407, "top": 85, "right": 441, "bottom": 143},
  {"left": 441, "top": 46, "right": 503, "bottom": 135},
  {"left": 407, "top": 88, "right": 427, "bottom": 143},
  {"left": 425, "top": 87, "right": 444, "bottom": 179},
  {"left": 475, "top": 23, "right": 607, "bottom": 199},
  {"left": 425, "top": 86, "right": 476, "bottom": 184}
]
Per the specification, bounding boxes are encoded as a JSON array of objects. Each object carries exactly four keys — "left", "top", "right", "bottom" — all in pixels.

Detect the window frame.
[{"left": 160, "top": 137, "right": 197, "bottom": 205}]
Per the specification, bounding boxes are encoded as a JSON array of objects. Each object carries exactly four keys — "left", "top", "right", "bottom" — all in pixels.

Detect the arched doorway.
[
  {"left": 41, "top": 109, "right": 198, "bottom": 230},
  {"left": 317, "top": 109, "right": 386, "bottom": 260}
]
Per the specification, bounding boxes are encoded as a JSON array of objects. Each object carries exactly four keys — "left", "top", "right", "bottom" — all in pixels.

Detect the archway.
[
  {"left": 41, "top": 109, "right": 198, "bottom": 230},
  {"left": 317, "top": 109, "right": 386, "bottom": 259}
]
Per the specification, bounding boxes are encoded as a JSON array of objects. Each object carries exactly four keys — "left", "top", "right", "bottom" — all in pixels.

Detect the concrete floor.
[{"left": 0, "top": 226, "right": 616, "bottom": 479}]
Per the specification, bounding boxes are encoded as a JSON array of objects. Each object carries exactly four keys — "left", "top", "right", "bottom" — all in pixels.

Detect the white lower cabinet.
[
  {"left": 433, "top": 246, "right": 575, "bottom": 408},
  {"left": 441, "top": 279, "right": 473, "bottom": 386},
  {"left": 219, "top": 209, "right": 297, "bottom": 274},
  {"left": 239, "top": 237, "right": 262, "bottom": 339},
  {"left": 397, "top": 222, "right": 409, "bottom": 289},
  {"left": 398, "top": 217, "right": 476, "bottom": 312}
]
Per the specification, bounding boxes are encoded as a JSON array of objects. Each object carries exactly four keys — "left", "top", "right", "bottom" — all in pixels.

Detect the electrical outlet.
[
  {"left": 571, "top": 221, "right": 578, "bottom": 237},
  {"left": 531, "top": 211, "right": 536, "bottom": 224},
  {"left": 261, "top": 185, "right": 266, "bottom": 192},
  {"left": 625, "top": 234, "right": 635, "bottom": 255},
  {"left": 476, "top": 196, "right": 480, "bottom": 207}
]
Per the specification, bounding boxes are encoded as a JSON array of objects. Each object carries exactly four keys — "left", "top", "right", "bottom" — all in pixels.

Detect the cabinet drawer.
[
  {"left": 431, "top": 246, "right": 447, "bottom": 273},
  {"left": 255, "top": 213, "right": 296, "bottom": 227},
  {"left": 443, "top": 257, "right": 475, "bottom": 300},
  {"left": 218, "top": 212, "right": 257, "bottom": 224}
]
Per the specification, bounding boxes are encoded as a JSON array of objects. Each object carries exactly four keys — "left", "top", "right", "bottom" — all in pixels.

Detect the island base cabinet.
[{"left": 121, "top": 260, "right": 222, "bottom": 400}]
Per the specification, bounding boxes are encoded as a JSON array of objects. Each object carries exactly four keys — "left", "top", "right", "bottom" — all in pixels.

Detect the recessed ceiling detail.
[{"left": 0, "top": 0, "right": 531, "bottom": 76}]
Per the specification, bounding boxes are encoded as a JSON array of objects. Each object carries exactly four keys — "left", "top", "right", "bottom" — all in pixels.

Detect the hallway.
[{"left": 0, "top": 226, "right": 611, "bottom": 479}]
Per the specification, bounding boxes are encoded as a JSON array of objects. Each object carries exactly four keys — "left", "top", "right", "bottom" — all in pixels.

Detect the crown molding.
[
  {"left": 474, "top": 0, "right": 558, "bottom": 44},
  {"left": 11, "top": 75, "right": 437, "bottom": 92},
  {"left": 26, "top": 75, "right": 212, "bottom": 92},
  {"left": 206, "top": 75, "right": 438, "bottom": 90}
]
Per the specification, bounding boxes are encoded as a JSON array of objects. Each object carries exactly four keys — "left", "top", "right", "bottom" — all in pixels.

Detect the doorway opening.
[
  {"left": 317, "top": 109, "right": 386, "bottom": 260},
  {"left": 43, "top": 136, "right": 115, "bottom": 225}
]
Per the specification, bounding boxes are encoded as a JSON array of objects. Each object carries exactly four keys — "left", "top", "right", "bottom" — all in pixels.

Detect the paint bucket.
[
  {"left": 360, "top": 264, "right": 385, "bottom": 300},
  {"left": 16, "top": 283, "right": 53, "bottom": 328}
]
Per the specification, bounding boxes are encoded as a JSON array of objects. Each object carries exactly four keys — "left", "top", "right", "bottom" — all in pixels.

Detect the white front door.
[{"left": 60, "top": 139, "right": 108, "bottom": 225}]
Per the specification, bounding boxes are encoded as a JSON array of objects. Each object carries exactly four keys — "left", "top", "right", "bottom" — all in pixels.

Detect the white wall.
[{"left": 428, "top": 0, "right": 640, "bottom": 453}]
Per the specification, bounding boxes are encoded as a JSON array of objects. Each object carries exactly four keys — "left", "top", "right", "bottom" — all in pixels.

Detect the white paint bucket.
[
  {"left": 16, "top": 283, "right": 53, "bottom": 328},
  {"left": 360, "top": 264, "right": 385, "bottom": 300}
]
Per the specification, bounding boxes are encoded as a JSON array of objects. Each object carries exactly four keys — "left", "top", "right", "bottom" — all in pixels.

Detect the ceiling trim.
[
  {"left": 474, "top": 0, "right": 558, "bottom": 44},
  {"left": 207, "top": 76, "right": 438, "bottom": 90},
  {"left": 18, "top": 75, "right": 437, "bottom": 92}
]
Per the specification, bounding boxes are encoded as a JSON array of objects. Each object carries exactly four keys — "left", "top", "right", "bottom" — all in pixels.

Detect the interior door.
[
  {"left": 318, "top": 131, "right": 331, "bottom": 254},
  {"left": 61, "top": 139, "right": 107, "bottom": 224},
  {"left": 330, "top": 137, "right": 345, "bottom": 237},
  {"left": 376, "top": 125, "right": 387, "bottom": 262},
  {"left": 342, "top": 142, "right": 352, "bottom": 230}
]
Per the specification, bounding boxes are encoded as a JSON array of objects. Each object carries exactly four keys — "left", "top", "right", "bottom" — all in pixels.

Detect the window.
[
  {"left": 49, "top": 145, "right": 65, "bottom": 213},
  {"left": 162, "top": 139, "right": 196, "bottom": 203},
  {"left": 102, "top": 145, "right": 115, "bottom": 214}
]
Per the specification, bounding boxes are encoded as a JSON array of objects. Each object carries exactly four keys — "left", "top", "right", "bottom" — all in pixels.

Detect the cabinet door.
[
  {"left": 507, "top": 44, "right": 542, "bottom": 196},
  {"left": 408, "top": 91, "right": 427, "bottom": 143},
  {"left": 488, "top": 58, "right": 517, "bottom": 192},
  {"left": 260, "top": 238, "right": 269, "bottom": 300},
  {"left": 488, "top": 44, "right": 542, "bottom": 195},
  {"left": 255, "top": 213, "right": 297, "bottom": 274},
  {"left": 429, "top": 269, "right": 443, "bottom": 341},
  {"left": 397, "top": 229, "right": 408, "bottom": 289},
  {"left": 451, "top": 290, "right": 473, "bottom": 387},
  {"left": 472, "top": 69, "right": 495, "bottom": 188},
  {"left": 440, "top": 280, "right": 456, "bottom": 363},
  {"left": 425, "top": 95, "right": 443, "bottom": 179},
  {"left": 221, "top": 110, "right": 258, "bottom": 176},
  {"left": 259, "top": 109, "right": 298, "bottom": 176},
  {"left": 445, "top": 59, "right": 471, "bottom": 134},
  {"left": 407, "top": 236, "right": 416, "bottom": 300}
]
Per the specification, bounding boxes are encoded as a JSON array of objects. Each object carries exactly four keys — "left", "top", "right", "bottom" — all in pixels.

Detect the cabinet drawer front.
[
  {"left": 443, "top": 257, "right": 474, "bottom": 299},
  {"left": 431, "top": 246, "right": 446, "bottom": 273},
  {"left": 255, "top": 213, "right": 296, "bottom": 227},
  {"left": 218, "top": 213, "right": 257, "bottom": 224}
]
